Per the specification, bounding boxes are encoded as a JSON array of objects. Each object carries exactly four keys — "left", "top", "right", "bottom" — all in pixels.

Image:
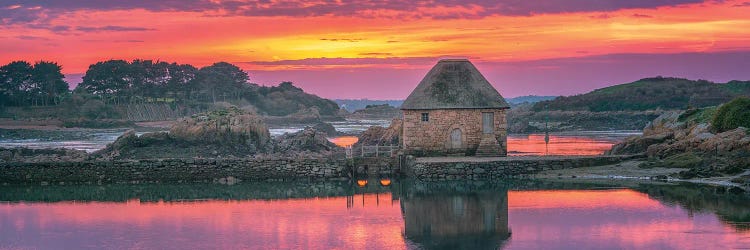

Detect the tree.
[
  {"left": 194, "top": 62, "right": 249, "bottom": 103},
  {"left": 77, "top": 60, "right": 132, "bottom": 104},
  {"left": 31, "top": 61, "right": 68, "bottom": 105},
  {"left": 0, "top": 61, "right": 33, "bottom": 106},
  {"left": 166, "top": 63, "right": 198, "bottom": 101}
]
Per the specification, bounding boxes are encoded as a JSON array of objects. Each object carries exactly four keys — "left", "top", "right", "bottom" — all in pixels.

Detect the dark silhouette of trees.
[
  {"left": 0, "top": 60, "right": 68, "bottom": 106},
  {"left": 77, "top": 59, "right": 201, "bottom": 105},
  {"left": 193, "top": 62, "right": 249, "bottom": 103},
  {"left": 3, "top": 59, "right": 341, "bottom": 118},
  {"left": 32, "top": 61, "right": 68, "bottom": 106},
  {"left": 77, "top": 60, "right": 131, "bottom": 104}
]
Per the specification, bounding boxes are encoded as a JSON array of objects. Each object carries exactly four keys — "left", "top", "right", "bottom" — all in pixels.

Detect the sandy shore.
[{"left": 534, "top": 159, "right": 749, "bottom": 189}]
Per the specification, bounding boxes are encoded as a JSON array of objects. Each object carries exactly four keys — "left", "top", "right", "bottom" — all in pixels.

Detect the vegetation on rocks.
[
  {"left": 712, "top": 97, "right": 750, "bottom": 133},
  {"left": 95, "top": 107, "right": 271, "bottom": 159},
  {"left": 609, "top": 105, "right": 750, "bottom": 181},
  {"left": 92, "top": 106, "right": 340, "bottom": 160},
  {"left": 170, "top": 107, "right": 270, "bottom": 147}
]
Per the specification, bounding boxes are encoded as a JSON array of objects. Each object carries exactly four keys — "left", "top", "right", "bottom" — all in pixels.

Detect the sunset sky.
[{"left": 2, "top": 0, "right": 750, "bottom": 99}]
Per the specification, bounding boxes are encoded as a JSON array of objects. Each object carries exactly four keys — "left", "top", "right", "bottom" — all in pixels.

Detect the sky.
[{"left": 2, "top": 0, "right": 750, "bottom": 99}]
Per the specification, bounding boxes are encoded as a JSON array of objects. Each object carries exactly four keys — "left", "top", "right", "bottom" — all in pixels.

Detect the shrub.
[{"left": 712, "top": 97, "right": 750, "bottom": 132}]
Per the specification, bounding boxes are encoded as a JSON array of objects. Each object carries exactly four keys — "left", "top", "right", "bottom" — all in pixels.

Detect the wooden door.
[
  {"left": 450, "top": 128, "right": 462, "bottom": 148},
  {"left": 482, "top": 112, "right": 494, "bottom": 134}
]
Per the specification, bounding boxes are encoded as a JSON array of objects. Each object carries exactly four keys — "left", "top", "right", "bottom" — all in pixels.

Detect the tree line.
[
  {"left": 1, "top": 59, "right": 340, "bottom": 116},
  {"left": 0, "top": 61, "right": 68, "bottom": 106}
]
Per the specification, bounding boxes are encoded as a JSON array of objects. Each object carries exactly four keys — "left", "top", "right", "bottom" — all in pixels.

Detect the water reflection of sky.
[
  {"left": 0, "top": 124, "right": 639, "bottom": 155},
  {"left": 1, "top": 188, "right": 747, "bottom": 249},
  {"left": 509, "top": 131, "right": 640, "bottom": 156}
]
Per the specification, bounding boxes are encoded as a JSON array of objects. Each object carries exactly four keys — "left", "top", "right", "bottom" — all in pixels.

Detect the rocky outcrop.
[
  {"left": 311, "top": 122, "right": 338, "bottom": 137},
  {"left": 357, "top": 119, "right": 402, "bottom": 146},
  {"left": 0, "top": 147, "right": 89, "bottom": 163},
  {"left": 272, "top": 127, "right": 337, "bottom": 156},
  {"left": 170, "top": 106, "right": 270, "bottom": 147},
  {"left": 608, "top": 108, "right": 750, "bottom": 179},
  {"left": 95, "top": 107, "right": 272, "bottom": 160},
  {"left": 347, "top": 104, "right": 402, "bottom": 119}
]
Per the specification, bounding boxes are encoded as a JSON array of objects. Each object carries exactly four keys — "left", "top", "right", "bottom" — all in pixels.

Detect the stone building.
[{"left": 401, "top": 59, "right": 509, "bottom": 156}]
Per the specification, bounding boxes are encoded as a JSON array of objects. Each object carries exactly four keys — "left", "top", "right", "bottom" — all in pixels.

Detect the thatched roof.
[{"left": 402, "top": 59, "right": 509, "bottom": 110}]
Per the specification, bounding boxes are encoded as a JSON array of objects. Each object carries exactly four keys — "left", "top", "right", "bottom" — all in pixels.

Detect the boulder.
[
  {"left": 170, "top": 106, "right": 270, "bottom": 147},
  {"left": 273, "top": 127, "right": 336, "bottom": 154},
  {"left": 357, "top": 118, "right": 402, "bottom": 146},
  {"left": 311, "top": 122, "right": 338, "bottom": 137},
  {"left": 643, "top": 111, "right": 684, "bottom": 136}
]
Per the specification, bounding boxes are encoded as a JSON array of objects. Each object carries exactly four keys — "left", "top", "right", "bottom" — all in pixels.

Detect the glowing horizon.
[{"left": 2, "top": 0, "right": 750, "bottom": 99}]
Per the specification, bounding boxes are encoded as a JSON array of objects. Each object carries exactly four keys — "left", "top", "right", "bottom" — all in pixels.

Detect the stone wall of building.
[
  {"left": 405, "top": 155, "right": 642, "bottom": 181},
  {"left": 0, "top": 158, "right": 350, "bottom": 185},
  {"left": 402, "top": 108, "right": 507, "bottom": 156}
]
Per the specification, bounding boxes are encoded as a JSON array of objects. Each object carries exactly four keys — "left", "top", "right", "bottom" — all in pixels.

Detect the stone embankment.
[
  {"left": 0, "top": 158, "right": 350, "bottom": 185},
  {"left": 405, "top": 155, "right": 642, "bottom": 181}
]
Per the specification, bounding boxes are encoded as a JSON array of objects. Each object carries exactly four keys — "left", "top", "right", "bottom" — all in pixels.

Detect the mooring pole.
[{"left": 545, "top": 104, "right": 550, "bottom": 155}]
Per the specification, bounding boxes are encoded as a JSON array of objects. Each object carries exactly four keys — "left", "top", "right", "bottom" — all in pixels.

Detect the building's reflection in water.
[{"left": 400, "top": 182, "right": 511, "bottom": 249}]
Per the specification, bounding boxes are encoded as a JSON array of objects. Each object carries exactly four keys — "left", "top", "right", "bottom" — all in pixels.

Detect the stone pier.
[{"left": 404, "top": 155, "right": 643, "bottom": 181}]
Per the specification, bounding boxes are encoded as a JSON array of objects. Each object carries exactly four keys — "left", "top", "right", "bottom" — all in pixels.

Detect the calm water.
[
  {"left": 0, "top": 122, "right": 639, "bottom": 156},
  {"left": 1, "top": 180, "right": 748, "bottom": 249}
]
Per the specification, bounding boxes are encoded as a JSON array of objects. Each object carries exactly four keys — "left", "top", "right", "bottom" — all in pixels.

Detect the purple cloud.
[
  {"left": 1, "top": 0, "right": 709, "bottom": 24},
  {"left": 75, "top": 26, "right": 155, "bottom": 32},
  {"left": 15, "top": 35, "right": 50, "bottom": 41}
]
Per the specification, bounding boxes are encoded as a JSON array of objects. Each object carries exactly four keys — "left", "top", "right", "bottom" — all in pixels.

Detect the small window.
[{"left": 421, "top": 113, "right": 429, "bottom": 122}]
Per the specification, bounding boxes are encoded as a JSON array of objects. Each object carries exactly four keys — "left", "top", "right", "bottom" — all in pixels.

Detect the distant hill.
[
  {"left": 533, "top": 77, "right": 750, "bottom": 112},
  {"left": 335, "top": 99, "right": 403, "bottom": 112},
  {"left": 335, "top": 96, "right": 556, "bottom": 112},
  {"left": 348, "top": 104, "right": 402, "bottom": 119},
  {"left": 506, "top": 95, "right": 557, "bottom": 106}
]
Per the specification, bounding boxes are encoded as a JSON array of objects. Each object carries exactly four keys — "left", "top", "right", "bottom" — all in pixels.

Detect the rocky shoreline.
[{"left": 607, "top": 105, "right": 750, "bottom": 188}]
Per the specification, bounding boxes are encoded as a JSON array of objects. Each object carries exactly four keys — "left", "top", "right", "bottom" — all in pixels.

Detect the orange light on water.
[
  {"left": 508, "top": 134, "right": 621, "bottom": 156},
  {"left": 330, "top": 136, "right": 359, "bottom": 147}
]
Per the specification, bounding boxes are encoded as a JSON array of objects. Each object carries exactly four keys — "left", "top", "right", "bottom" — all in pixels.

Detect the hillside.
[
  {"left": 533, "top": 77, "right": 750, "bottom": 112},
  {"left": 506, "top": 95, "right": 557, "bottom": 106}
]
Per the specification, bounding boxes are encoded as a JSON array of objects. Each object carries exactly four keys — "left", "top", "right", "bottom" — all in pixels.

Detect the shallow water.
[
  {"left": 508, "top": 131, "right": 640, "bottom": 156},
  {"left": 0, "top": 180, "right": 747, "bottom": 249},
  {"left": 0, "top": 119, "right": 639, "bottom": 155}
]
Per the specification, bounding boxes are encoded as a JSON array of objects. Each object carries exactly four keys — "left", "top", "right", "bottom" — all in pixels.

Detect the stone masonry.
[{"left": 402, "top": 109, "right": 508, "bottom": 156}]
